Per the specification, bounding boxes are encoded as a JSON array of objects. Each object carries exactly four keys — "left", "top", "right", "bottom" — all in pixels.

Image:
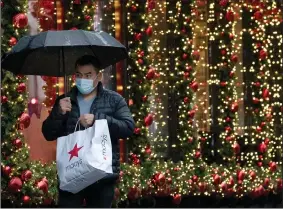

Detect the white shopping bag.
[{"left": 56, "top": 119, "right": 113, "bottom": 194}]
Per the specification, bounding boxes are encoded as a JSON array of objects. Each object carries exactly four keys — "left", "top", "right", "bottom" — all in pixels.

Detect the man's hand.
[
  {"left": 59, "top": 97, "right": 72, "bottom": 115},
  {"left": 80, "top": 114, "right": 95, "bottom": 127}
]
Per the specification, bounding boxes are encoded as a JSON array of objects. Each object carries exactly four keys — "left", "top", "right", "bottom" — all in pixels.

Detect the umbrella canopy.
[{"left": 1, "top": 30, "right": 127, "bottom": 77}]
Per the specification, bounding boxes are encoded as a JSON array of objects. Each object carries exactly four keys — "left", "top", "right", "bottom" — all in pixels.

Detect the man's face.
[{"left": 75, "top": 64, "right": 102, "bottom": 88}]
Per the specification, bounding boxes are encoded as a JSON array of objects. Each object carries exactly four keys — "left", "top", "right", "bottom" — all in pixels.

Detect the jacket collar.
[{"left": 66, "top": 81, "right": 104, "bottom": 102}]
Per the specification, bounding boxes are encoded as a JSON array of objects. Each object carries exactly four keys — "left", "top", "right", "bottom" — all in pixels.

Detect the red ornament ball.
[
  {"left": 258, "top": 142, "right": 267, "bottom": 153},
  {"left": 84, "top": 15, "right": 91, "bottom": 21},
  {"left": 233, "top": 143, "right": 240, "bottom": 154},
  {"left": 3, "top": 166, "right": 12, "bottom": 176},
  {"left": 1, "top": 95, "right": 8, "bottom": 104},
  {"left": 144, "top": 114, "right": 154, "bottom": 127},
  {"left": 190, "top": 81, "right": 199, "bottom": 92},
  {"left": 17, "top": 83, "right": 26, "bottom": 93},
  {"left": 226, "top": 10, "right": 234, "bottom": 21},
  {"left": 219, "top": 0, "right": 228, "bottom": 7},
  {"left": 182, "top": 53, "right": 188, "bottom": 60},
  {"left": 145, "top": 26, "right": 153, "bottom": 36},
  {"left": 172, "top": 194, "right": 182, "bottom": 205},
  {"left": 259, "top": 49, "right": 267, "bottom": 60},
  {"left": 19, "top": 113, "right": 31, "bottom": 130},
  {"left": 262, "top": 88, "right": 269, "bottom": 99},
  {"left": 192, "top": 50, "right": 200, "bottom": 60},
  {"left": 184, "top": 97, "right": 189, "bottom": 104},
  {"left": 37, "top": 180, "right": 48, "bottom": 193},
  {"left": 21, "top": 170, "right": 32, "bottom": 181},
  {"left": 134, "top": 33, "right": 142, "bottom": 41},
  {"left": 254, "top": 10, "right": 263, "bottom": 20},
  {"left": 9, "top": 37, "right": 17, "bottom": 46},
  {"left": 22, "top": 196, "right": 31, "bottom": 204},
  {"left": 213, "top": 174, "right": 221, "bottom": 185},
  {"left": 231, "top": 54, "right": 238, "bottom": 63},
  {"left": 8, "top": 177, "right": 22, "bottom": 193},
  {"left": 237, "top": 170, "right": 245, "bottom": 181},
  {"left": 134, "top": 128, "right": 141, "bottom": 135},
  {"left": 146, "top": 68, "right": 156, "bottom": 80},
  {"left": 250, "top": 171, "right": 256, "bottom": 180},
  {"left": 13, "top": 13, "right": 28, "bottom": 28},
  {"left": 188, "top": 109, "right": 196, "bottom": 118},
  {"left": 195, "top": 151, "right": 201, "bottom": 158},
  {"left": 269, "top": 162, "right": 277, "bottom": 172},
  {"left": 131, "top": 5, "right": 137, "bottom": 12},
  {"left": 253, "top": 97, "right": 260, "bottom": 104},
  {"left": 13, "top": 138, "right": 22, "bottom": 148},
  {"left": 138, "top": 58, "right": 144, "bottom": 65},
  {"left": 231, "top": 102, "right": 239, "bottom": 112}
]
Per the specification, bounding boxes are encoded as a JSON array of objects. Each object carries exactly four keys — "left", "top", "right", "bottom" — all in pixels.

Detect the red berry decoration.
[
  {"left": 182, "top": 53, "right": 188, "bottom": 60},
  {"left": 21, "top": 170, "right": 32, "bottom": 181},
  {"left": 13, "top": 13, "right": 28, "bottom": 28},
  {"left": 9, "top": 37, "right": 17, "bottom": 46},
  {"left": 8, "top": 177, "right": 22, "bottom": 193},
  {"left": 184, "top": 97, "right": 189, "bottom": 103}
]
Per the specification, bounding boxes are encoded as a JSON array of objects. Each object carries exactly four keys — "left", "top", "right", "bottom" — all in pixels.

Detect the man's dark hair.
[{"left": 75, "top": 55, "right": 100, "bottom": 73}]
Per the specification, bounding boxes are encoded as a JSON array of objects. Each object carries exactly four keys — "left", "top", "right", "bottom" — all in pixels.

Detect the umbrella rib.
[{"left": 80, "top": 30, "right": 102, "bottom": 67}]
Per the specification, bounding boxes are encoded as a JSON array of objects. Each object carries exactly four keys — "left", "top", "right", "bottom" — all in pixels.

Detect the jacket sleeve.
[
  {"left": 42, "top": 96, "right": 68, "bottom": 141},
  {"left": 95, "top": 97, "right": 135, "bottom": 139}
]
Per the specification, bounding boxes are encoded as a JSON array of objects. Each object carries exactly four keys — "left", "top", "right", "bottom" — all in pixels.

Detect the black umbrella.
[{"left": 1, "top": 30, "right": 127, "bottom": 77}]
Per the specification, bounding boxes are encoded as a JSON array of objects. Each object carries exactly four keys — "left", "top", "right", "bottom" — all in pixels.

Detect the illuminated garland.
[
  {"left": 145, "top": 1, "right": 169, "bottom": 158},
  {"left": 1, "top": 0, "right": 57, "bottom": 206}
]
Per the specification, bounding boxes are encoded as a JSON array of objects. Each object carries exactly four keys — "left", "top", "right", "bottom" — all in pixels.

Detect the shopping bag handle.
[{"left": 74, "top": 119, "right": 82, "bottom": 132}]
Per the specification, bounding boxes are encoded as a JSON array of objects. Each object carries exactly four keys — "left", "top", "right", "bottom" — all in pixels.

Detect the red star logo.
[{"left": 68, "top": 143, "right": 83, "bottom": 161}]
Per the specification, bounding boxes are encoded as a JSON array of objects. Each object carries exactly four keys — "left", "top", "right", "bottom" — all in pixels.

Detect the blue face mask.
[{"left": 76, "top": 76, "right": 98, "bottom": 95}]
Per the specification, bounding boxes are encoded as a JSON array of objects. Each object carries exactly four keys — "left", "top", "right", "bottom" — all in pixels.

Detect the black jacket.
[{"left": 42, "top": 82, "right": 135, "bottom": 179}]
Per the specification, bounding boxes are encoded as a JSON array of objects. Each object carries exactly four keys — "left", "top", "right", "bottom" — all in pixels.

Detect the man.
[{"left": 42, "top": 55, "right": 135, "bottom": 208}]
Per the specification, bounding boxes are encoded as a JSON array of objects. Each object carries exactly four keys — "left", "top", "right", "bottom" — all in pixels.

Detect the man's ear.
[{"left": 98, "top": 71, "right": 103, "bottom": 80}]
